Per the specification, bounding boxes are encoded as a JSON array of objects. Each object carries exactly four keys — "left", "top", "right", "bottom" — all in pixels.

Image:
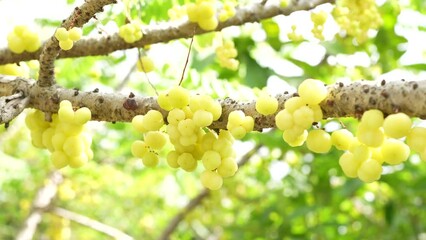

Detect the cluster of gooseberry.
[
  {"left": 54, "top": 27, "right": 82, "bottom": 50},
  {"left": 226, "top": 110, "right": 254, "bottom": 140},
  {"left": 131, "top": 86, "right": 238, "bottom": 190},
  {"left": 218, "top": 2, "right": 236, "bottom": 22},
  {"left": 215, "top": 40, "right": 239, "bottom": 71},
  {"left": 275, "top": 79, "right": 326, "bottom": 148},
  {"left": 187, "top": 0, "right": 218, "bottom": 31},
  {"left": 332, "top": 0, "right": 382, "bottom": 43},
  {"left": 169, "top": 0, "right": 236, "bottom": 26},
  {"left": 311, "top": 11, "right": 327, "bottom": 41},
  {"left": 7, "top": 25, "right": 41, "bottom": 54},
  {"left": 337, "top": 110, "right": 421, "bottom": 183},
  {"left": 118, "top": 22, "right": 143, "bottom": 43},
  {"left": 270, "top": 78, "right": 424, "bottom": 183},
  {"left": 25, "top": 100, "right": 93, "bottom": 169}
]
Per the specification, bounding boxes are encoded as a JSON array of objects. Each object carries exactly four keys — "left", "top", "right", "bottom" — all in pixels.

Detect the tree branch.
[
  {"left": 37, "top": 0, "right": 118, "bottom": 87},
  {"left": 51, "top": 207, "right": 133, "bottom": 240},
  {"left": 1, "top": 76, "right": 425, "bottom": 129},
  {"left": 157, "top": 144, "right": 261, "bottom": 240},
  {"left": 16, "top": 171, "right": 63, "bottom": 240},
  {"left": 0, "top": 0, "right": 334, "bottom": 65}
]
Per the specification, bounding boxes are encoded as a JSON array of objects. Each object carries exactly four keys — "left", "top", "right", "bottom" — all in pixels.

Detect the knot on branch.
[{"left": 0, "top": 90, "right": 30, "bottom": 125}]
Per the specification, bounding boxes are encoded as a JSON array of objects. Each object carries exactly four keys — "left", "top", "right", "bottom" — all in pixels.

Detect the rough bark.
[
  {"left": 2, "top": 75, "right": 425, "bottom": 130},
  {"left": 37, "top": 0, "right": 117, "bottom": 87},
  {"left": 0, "top": 0, "right": 334, "bottom": 65}
]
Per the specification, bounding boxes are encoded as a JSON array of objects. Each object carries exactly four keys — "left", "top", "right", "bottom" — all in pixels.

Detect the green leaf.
[
  {"left": 261, "top": 19, "right": 281, "bottom": 51},
  {"left": 195, "top": 32, "right": 216, "bottom": 48},
  {"left": 405, "top": 63, "right": 426, "bottom": 71},
  {"left": 244, "top": 55, "right": 270, "bottom": 88},
  {"left": 34, "top": 18, "right": 62, "bottom": 27}
]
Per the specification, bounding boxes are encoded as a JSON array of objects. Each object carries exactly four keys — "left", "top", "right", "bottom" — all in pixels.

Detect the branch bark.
[
  {"left": 51, "top": 207, "right": 134, "bottom": 240},
  {"left": 0, "top": 0, "right": 334, "bottom": 65},
  {"left": 37, "top": 0, "right": 117, "bottom": 87},
  {"left": 1, "top": 76, "right": 425, "bottom": 130},
  {"left": 16, "top": 171, "right": 63, "bottom": 240},
  {"left": 157, "top": 144, "right": 261, "bottom": 240}
]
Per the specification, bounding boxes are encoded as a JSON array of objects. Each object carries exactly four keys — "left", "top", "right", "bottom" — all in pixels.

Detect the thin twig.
[
  {"left": 178, "top": 35, "right": 194, "bottom": 86},
  {"left": 137, "top": 49, "right": 158, "bottom": 95},
  {"left": 51, "top": 207, "right": 134, "bottom": 240},
  {"left": 157, "top": 144, "right": 261, "bottom": 240}
]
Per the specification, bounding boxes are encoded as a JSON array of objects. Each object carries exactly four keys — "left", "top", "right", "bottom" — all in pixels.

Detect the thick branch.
[
  {"left": 0, "top": 0, "right": 333, "bottom": 65},
  {"left": 51, "top": 207, "right": 133, "bottom": 240},
  {"left": 37, "top": 0, "right": 117, "bottom": 87},
  {"left": 2, "top": 76, "right": 424, "bottom": 128},
  {"left": 0, "top": 90, "right": 29, "bottom": 124},
  {"left": 157, "top": 145, "right": 261, "bottom": 240},
  {"left": 16, "top": 172, "right": 63, "bottom": 240}
]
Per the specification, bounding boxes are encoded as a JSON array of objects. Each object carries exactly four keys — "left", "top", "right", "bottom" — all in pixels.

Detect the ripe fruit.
[
  {"left": 177, "top": 153, "right": 197, "bottom": 172},
  {"left": 406, "top": 127, "right": 426, "bottom": 152},
  {"left": 131, "top": 140, "right": 149, "bottom": 158},
  {"left": 332, "top": 0, "right": 382, "bottom": 43},
  {"left": 168, "top": 86, "right": 190, "bottom": 109},
  {"left": 284, "top": 97, "right": 305, "bottom": 113},
  {"left": 137, "top": 56, "right": 154, "bottom": 73},
  {"left": 55, "top": 27, "right": 69, "bottom": 41},
  {"left": 306, "top": 129, "right": 332, "bottom": 153},
  {"left": 360, "top": 109, "right": 384, "bottom": 129},
  {"left": 256, "top": 93, "right": 278, "bottom": 115},
  {"left": 68, "top": 27, "right": 82, "bottom": 41},
  {"left": 55, "top": 27, "right": 82, "bottom": 50},
  {"left": 297, "top": 79, "right": 327, "bottom": 105},
  {"left": 356, "top": 124, "right": 385, "bottom": 147},
  {"left": 202, "top": 150, "right": 222, "bottom": 170},
  {"left": 293, "top": 106, "right": 314, "bottom": 129},
  {"left": 26, "top": 101, "right": 93, "bottom": 169},
  {"left": 275, "top": 109, "right": 294, "bottom": 130},
  {"left": 218, "top": 2, "right": 236, "bottom": 22},
  {"left": 143, "top": 110, "right": 165, "bottom": 131},
  {"left": 381, "top": 139, "right": 410, "bottom": 165},
  {"left": 357, "top": 159, "right": 382, "bottom": 183},
  {"left": 227, "top": 110, "right": 254, "bottom": 139},
  {"left": 331, "top": 129, "right": 354, "bottom": 150},
  {"left": 186, "top": 1, "right": 218, "bottom": 31},
  {"left": 339, "top": 152, "right": 360, "bottom": 178},
  {"left": 201, "top": 170, "right": 223, "bottom": 190},
  {"left": 282, "top": 129, "right": 307, "bottom": 147},
  {"left": 216, "top": 40, "right": 239, "bottom": 70},
  {"left": 144, "top": 131, "right": 167, "bottom": 150},
  {"left": 7, "top": 25, "right": 41, "bottom": 53},
  {"left": 193, "top": 110, "right": 214, "bottom": 127},
  {"left": 119, "top": 23, "right": 143, "bottom": 43},
  {"left": 382, "top": 113, "right": 411, "bottom": 138},
  {"left": 142, "top": 152, "right": 159, "bottom": 167},
  {"left": 59, "top": 39, "right": 73, "bottom": 50}
]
